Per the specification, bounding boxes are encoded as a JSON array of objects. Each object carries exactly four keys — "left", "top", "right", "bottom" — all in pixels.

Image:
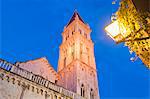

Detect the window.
[
  {"left": 72, "top": 44, "right": 75, "bottom": 59},
  {"left": 79, "top": 29, "right": 82, "bottom": 34},
  {"left": 81, "top": 84, "right": 85, "bottom": 97},
  {"left": 55, "top": 80, "right": 57, "bottom": 84},
  {"left": 66, "top": 33, "right": 69, "bottom": 41},
  {"left": 64, "top": 57, "right": 66, "bottom": 67},
  {"left": 80, "top": 43, "right": 83, "bottom": 59},
  {"left": 90, "top": 89, "right": 94, "bottom": 99},
  {"left": 82, "top": 68, "right": 84, "bottom": 71},
  {"left": 85, "top": 33, "right": 87, "bottom": 38},
  {"left": 68, "top": 33, "right": 69, "bottom": 38}
]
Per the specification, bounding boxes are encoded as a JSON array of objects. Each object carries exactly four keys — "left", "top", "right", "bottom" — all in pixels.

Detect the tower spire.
[
  {"left": 66, "top": 10, "right": 85, "bottom": 27},
  {"left": 58, "top": 11, "right": 99, "bottom": 99}
]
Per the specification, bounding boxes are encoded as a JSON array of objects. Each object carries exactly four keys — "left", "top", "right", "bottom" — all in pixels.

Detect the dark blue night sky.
[{"left": 1, "top": 0, "right": 150, "bottom": 99}]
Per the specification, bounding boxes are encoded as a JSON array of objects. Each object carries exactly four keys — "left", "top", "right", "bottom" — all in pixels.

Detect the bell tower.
[{"left": 57, "top": 11, "right": 100, "bottom": 99}]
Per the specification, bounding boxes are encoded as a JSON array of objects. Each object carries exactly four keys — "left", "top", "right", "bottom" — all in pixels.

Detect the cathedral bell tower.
[{"left": 57, "top": 11, "right": 100, "bottom": 99}]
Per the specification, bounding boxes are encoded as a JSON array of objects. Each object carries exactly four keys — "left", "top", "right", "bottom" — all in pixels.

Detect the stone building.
[{"left": 0, "top": 11, "right": 100, "bottom": 99}]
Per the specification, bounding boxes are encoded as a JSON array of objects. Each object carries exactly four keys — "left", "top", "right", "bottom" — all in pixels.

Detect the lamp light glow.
[
  {"left": 105, "top": 21, "right": 120, "bottom": 37},
  {"left": 105, "top": 20, "right": 127, "bottom": 42}
]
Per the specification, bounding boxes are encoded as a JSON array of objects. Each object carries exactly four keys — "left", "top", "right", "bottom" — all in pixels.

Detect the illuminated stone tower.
[{"left": 57, "top": 11, "right": 99, "bottom": 99}]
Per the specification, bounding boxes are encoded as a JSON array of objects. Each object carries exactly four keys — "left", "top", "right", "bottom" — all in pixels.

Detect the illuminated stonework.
[
  {"left": 0, "top": 11, "right": 100, "bottom": 99},
  {"left": 0, "top": 59, "right": 83, "bottom": 99},
  {"left": 57, "top": 11, "right": 99, "bottom": 99}
]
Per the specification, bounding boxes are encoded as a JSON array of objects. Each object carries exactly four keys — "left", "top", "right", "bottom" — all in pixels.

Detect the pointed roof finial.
[
  {"left": 66, "top": 10, "right": 85, "bottom": 27},
  {"left": 74, "top": 9, "right": 78, "bottom": 13}
]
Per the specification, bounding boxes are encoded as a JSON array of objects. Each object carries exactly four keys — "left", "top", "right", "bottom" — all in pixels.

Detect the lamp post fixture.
[
  {"left": 105, "top": 20, "right": 128, "bottom": 43},
  {"left": 105, "top": 0, "right": 150, "bottom": 69},
  {"left": 105, "top": 21, "right": 150, "bottom": 44}
]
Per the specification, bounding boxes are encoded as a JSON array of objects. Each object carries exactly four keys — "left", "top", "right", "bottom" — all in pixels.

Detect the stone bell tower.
[{"left": 57, "top": 11, "right": 100, "bottom": 99}]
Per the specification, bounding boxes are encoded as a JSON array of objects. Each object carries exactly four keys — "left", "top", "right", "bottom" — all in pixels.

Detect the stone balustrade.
[{"left": 0, "top": 59, "right": 85, "bottom": 99}]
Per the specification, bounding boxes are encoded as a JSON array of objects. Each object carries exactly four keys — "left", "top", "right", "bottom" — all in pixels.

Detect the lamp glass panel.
[{"left": 105, "top": 21, "right": 120, "bottom": 37}]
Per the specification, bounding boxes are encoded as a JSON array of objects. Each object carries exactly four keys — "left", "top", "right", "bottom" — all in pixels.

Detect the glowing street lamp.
[
  {"left": 105, "top": 20, "right": 127, "bottom": 43},
  {"left": 105, "top": 0, "right": 150, "bottom": 68},
  {"left": 105, "top": 20, "right": 150, "bottom": 44}
]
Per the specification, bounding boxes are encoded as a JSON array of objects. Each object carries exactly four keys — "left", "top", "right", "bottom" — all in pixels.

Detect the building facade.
[
  {"left": 57, "top": 11, "right": 99, "bottom": 99},
  {"left": 0, "top": 11, "right": 100, "bottom": 99}
]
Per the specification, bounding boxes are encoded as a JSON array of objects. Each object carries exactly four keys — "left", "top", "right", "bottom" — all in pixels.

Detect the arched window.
[
  {"left": 85, "top": 33, "right": 87, "bottom": 38},
  {"left": 79, "top": 29, "right": 82, "bottom": 34},
  {"left": 67, "top": 33, "right": 69, "bottom": 38},
  {"left": 66, "top": 35, "right": 67, "bottom": 41},
  {"left": 80, "top": 43, "right": 83, "bottom": 59},
  {"left": 81, "top": 84, "right": 85, "bottom": 97},
  {"left": 90, "top": 89, "right": 94, "bottom": 99},
  {"left": 64, "top": 57, "right": 66, "bottom": 67},
  {"left": 71, "top": 44, "right": 75, "bottom": 60},
  {"left": 86, "top": 47, "right": 89, "bottom": 64},
  {"left": 66, "top": 33, "right": 69, "bottom": 41}
]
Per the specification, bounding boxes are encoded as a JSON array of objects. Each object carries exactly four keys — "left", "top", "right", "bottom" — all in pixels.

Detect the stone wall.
[
  {"left": 0, "top": 59, "right": 85, "bottom": 99},
  {"left": 18, "top": 57, "right": 58, "bottom": 83}
]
